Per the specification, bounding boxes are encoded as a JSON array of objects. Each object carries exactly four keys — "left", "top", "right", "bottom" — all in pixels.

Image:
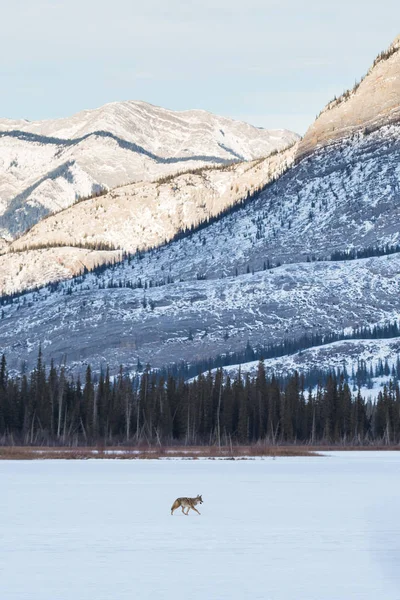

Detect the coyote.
[{"left": 171, "top": 494, "right": 203, "bottom": 516}]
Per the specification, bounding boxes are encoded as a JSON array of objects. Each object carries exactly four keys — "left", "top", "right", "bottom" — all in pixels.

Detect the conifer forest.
[{"left": 1, "top": 350, "right": 399, "bottom": 446}]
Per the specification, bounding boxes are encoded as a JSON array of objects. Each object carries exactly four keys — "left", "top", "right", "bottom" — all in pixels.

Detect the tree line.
[
  {"left": 0, "top": 351, "right": 399, "bottom": 446},
  {"left": 160, "top": 320, "right": 400, "bottom": 381},
  {"left": 330, "top": 243, "right": 400, "bottom": 262}
]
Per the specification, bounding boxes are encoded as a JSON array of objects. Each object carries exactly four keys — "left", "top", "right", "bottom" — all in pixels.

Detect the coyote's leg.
[
  {"left": 185, "top": 507, "right": 190, "bottom": 515},
  {"left": 191, "top": 506, "right": 201, "bottom": 515},
  {"left": 181, "top": 506, "right": 188, "bottom": 515}
]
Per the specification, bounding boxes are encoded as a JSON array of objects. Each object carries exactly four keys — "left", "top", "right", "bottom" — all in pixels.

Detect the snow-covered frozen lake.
[{"left": 1, "top": 452, "right": 399, "bottom": 600}]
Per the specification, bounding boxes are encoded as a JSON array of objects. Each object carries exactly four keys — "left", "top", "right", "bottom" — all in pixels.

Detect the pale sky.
[{"left": 1, "top": 0, "right": 399, "bottom": 134}]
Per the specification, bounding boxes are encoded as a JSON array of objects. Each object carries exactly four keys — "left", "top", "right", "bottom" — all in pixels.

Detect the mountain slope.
[
  {"left": 216, "top": 338, "right": 400, "bottom": 380},
  {"left": 112, "top": 122, "right": 400, "bottom": 284},
  {"left": 296, "top": 35, "right": 400, "bottom": 160},
  {"left": 4, "top": 114, "right": 400, "bottom": 295},
  {"left": 206, "top": 337, "right": 400, "bottom": 401},
  {"left": 1, "top": 253, "right": 400, "bottom": 374},
  {"left": 0, "top": 145, "right": 297, "bottom": 295},
  {"left": 0, "top": 101, "right": 299, "bottom": 239}
]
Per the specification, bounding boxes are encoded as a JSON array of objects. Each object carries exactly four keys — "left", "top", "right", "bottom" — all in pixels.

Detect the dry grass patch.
[
  {"left": 0, "top": 445, "right": 321, "bottom": 460},
  {"left": 1, "top": 444, "right": 398, "bottom": 460}
]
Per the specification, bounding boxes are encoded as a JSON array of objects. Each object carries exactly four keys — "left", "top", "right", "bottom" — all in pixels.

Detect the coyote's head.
[{"left": 197, "top": 494, "right": 203, "bottom": 504}]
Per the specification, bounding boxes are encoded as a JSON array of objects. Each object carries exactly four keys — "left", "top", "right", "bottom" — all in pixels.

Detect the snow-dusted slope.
[
  {"left": 214, "top": 337, "right": 400, "bottom": 399},
  {"left": 0, "top": 100, "right": 297, "bottom": 159},
  {"left": 1, "top": 253, "right": 400, "bottom": 374},
  {"left": 0, "top": 101, "right": 299, "bottom": 239},
  {"left": 34, "top": 121, "right": 397, "bottom": 287},
  {"left": 0, "top": 145, "right": 297, "bottom": 295},
  {"left": 0, "top": 247, "right": 122, "bottom": 296},
  {"left": 3, "top": 119, "right": 400, "bottom": 295}
]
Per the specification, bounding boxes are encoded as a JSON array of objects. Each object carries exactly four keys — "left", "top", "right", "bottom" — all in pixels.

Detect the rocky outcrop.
[{"left": 296, "top": 35, "right": 400, "bottom": 160}]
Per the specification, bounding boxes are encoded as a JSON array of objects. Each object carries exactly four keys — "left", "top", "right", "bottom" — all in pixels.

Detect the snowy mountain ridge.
[
  {"left": 0, "top": 100, "right": 295, "bottom": 154},
  {"left": 0, "top": 100, "right": 299, "bottom": 240}
]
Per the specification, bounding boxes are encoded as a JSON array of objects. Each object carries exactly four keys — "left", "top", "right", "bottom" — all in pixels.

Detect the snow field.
[{"left": 0, "top": 453, "right": 400, "bottom": 600}]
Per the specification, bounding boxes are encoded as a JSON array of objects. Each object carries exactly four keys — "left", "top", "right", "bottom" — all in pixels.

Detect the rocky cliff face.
[{"left": 296, "top": 35, "right": 400, "bottom": 160}]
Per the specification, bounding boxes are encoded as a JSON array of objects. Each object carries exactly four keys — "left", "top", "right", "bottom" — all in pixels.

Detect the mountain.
[
  {"left": 0, "top": 144, "right": 296, "bottom": 295},
  {"left": 0, "top": 100, "right": 299, "bottom": 240},
  {"left": 92, "top": 121, "right": 399, "bottom": 284},
  {"left": 1, "top": 35, "right": 400, "bottom": 376}
]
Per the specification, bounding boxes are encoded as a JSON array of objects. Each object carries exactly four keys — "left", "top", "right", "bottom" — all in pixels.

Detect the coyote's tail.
[{"left": 171, "top": 499, "right": 180, "bottom": 513}]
